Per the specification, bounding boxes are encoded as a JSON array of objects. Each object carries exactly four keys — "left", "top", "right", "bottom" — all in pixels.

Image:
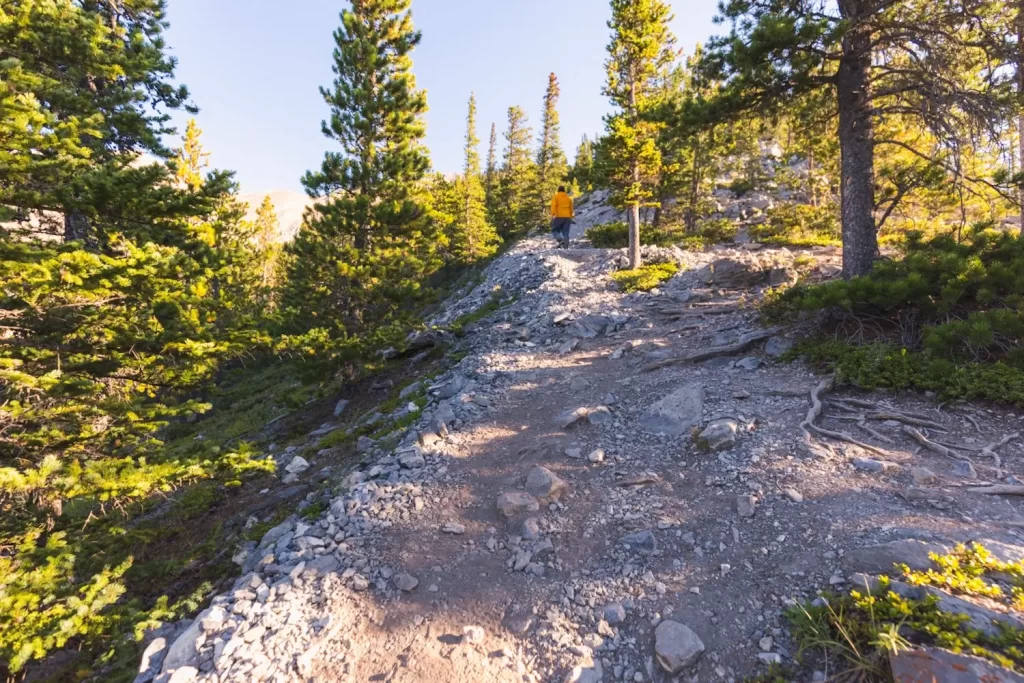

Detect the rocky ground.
[{"left": 140, "top": 196, "right": 1024, "bottom": 683}]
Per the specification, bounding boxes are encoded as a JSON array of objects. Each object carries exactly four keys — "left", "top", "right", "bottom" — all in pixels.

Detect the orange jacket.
[{"left": 550, "top": 192, "right": 574, "bottom": 219}]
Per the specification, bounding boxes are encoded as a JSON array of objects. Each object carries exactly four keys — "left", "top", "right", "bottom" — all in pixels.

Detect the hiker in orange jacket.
[{"left": 550, "top": 186, "right": 574, "bottom": 249}]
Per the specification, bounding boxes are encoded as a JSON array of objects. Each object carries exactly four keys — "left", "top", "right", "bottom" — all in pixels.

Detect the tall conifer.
[
  {"left": 603, "top": 0, "right": 678, "bottom": 268},
  {"left": 282, "top": 0, "right": 437, "bottom": 333},
  {"left": 495, "top": 106, "right": 537, "bottom": 237},
  {"left": 535, "top": 73, "right": 569, "bottom": 219},
  {"left": 450, "top": 94, "right": 499, "bottom": 263},
  {"left": 485, "top": 123, "right": 499, "bottom": 217}
]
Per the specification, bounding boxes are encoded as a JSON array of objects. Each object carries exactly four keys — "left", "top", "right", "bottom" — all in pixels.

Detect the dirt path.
[{"left": 146, "top": 228, "right": 1024, "bottom": 683}]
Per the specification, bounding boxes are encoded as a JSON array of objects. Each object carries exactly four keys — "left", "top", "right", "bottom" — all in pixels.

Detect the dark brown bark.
[
  {"left": 63, "top": 210, "right": 91, "bottom": 245},
  {"left": 836, "top": 0, "right": 877, "bottom": 278},
  {"left": 1017, "top": 0, "right": 1024, "bottom": 226}
]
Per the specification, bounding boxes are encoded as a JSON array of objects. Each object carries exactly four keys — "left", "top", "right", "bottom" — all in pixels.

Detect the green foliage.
[
  {"left": 678, "top": 218, "right": 738, "bottom": 250},
  {"left": 586, "top": 221, "right": 672, "bottom": 248},
  {"left": 586, "top": 219, "right": 735, "bottom": 250},
  {"left": 534, "top": 73, "right": 570, "bottom": 224},
  {"left": 447, "top": 94, "right": 501, "bottom": 264},
  {"left": 281, "top": 0, "right": 440, "bottom": 337},
  {"left": 902, "top": 543, "right": 1024, "bottom": 608},
  {"left": 494, "top": 106, "right": 538, "bottom": 238},
  {"left": 788, "top": 544, "right": 1024, "bottom": 677},
  {"left": 750, "top": 203, "right": 841, "bottom": 247},
  {"left": 796, "top": 341, "right": 1024, "bottom": 407},
  {"left": 569, "top": 135, "right": 596, "bottom": 192},
  {"left": 612, "top": 262, "right": 680, "bottom": 293},
  {"left": 777, "top": 228, "right": 1024, "bottom": 369}
]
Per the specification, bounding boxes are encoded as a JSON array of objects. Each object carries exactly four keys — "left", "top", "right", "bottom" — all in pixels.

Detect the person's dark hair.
[{"left": 558, "top": 185, "right": 566, "bottom": 193}]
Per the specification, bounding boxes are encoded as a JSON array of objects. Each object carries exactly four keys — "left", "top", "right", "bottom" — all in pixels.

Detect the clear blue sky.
[{"left": 164, "top": 0, "right": 720, "bottom": 195}]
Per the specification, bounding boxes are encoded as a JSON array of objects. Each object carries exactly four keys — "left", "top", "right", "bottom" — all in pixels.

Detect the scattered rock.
[
  {"left": 587, "top": 406, "right": 614, "bottom": 425},
  {"left": 654, "top": 620, "right": 705, "bottom": 673},
  {"left": 497, "top": 492, "right": 541, "bottom": 519},
  {"left": 735, "top": 357, "right": 761, "bottom": 371},
  {"left": 911, "top": 467, "right": 938, "bottom": 486},
  {"left": 602, "top": 602, "right": 626, "bottom": 625},
  {"left": 159, "top": 619, "right": 202, "bottom": 675},
  {"left": 588, "top": 449, "right": 605, "bottom": 463},
  {"left": 695, "top": 258, "right": 768, "bottom": 289},
  {"left": 333, "top": 399, "right": 350, "bottom": 417},
  {"left": 953, "top": 460, "right": 978, "bottom": 479},
  {"left": 620, "top": 530, "right": 658, "bottom": 555},
  {"left": 558, "top": 407, "right": 590, "bottom": 430},
  {"left": 697, "top": 419, "right": 740, "bottom": 451},
  {"left": 442, "top": 522, "right": 466, "bottom": 535},
  {"left": 435, "top": 376, "right": 467, "bottom": 399},
  {"left": 398, "top": 452, "right": 426, "bottom": 469},
  {"left": 569, "top": 314, "right": 612, "bottom": 339},
  {"left": 356, "top": 436, "right": 376, "bottom": 453},
  {"left": 462, "top": 625, "right": 486, "bottom": 645},
  {"left": 284, "top": 456, "right": 310, "bottom": 475},
  {"left": 764, "top": 336, "right": 795, "bottom": 358},
  {"left": 852, "top": 458, "right": 898, "bottom": 474},
  {"left": 394, "top": 572, "right": 419, "bottom": 592},
  {"left": 525, "top": 466, "right": 567, "bottom": 504},
  {"left": 640, "top": 384, "right": 705, "bottom": 436},
  {"left": 736, "top": 495, "right": 757, "bottom": 518},
  {"left": 783, "top": 488, "right": 803, "bottom": 503}
]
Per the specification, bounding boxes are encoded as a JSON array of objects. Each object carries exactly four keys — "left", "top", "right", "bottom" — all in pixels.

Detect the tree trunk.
[
  {"left": 836, "top": 1, "right": 877, "bottom": 279},
  {"left": 627, "top": 203, "right": 642, "bottom": 269},
  {"left": 1017, "top": 0, "right": 1024, "bottom": 226},
  {"left": 63, "top": 210, "right": 91, "bottom": 245}
]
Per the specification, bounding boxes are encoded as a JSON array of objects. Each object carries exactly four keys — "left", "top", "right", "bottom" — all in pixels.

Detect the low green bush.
[
  {"left": 678, "top": 218, "right": 739, "bottom": 250},
  {"left": 585, "top": 221, "right": 678, "bottom": 249},
  {"left": 788, "top": 543, "right": 1024, "bottom": 677},
  {"left": 612, "top": 262, "right": 680, "bottom": 293},
  {"left": 750, "top": 203, "right": 841, "bottom": 246}
]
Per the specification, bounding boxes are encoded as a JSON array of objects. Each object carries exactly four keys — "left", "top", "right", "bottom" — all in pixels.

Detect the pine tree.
[
  {"left": 603, "top": 0, "right": 678, "bottom": 269},
  {"left": 450, "top": 94, "right": 500, "bottom": 263},
  {"left": 254, "top": 195, "right": 281, "bottom": 295},
  {"left": 571, "top": 135, "right": 595, "bottom": 192},
  {"left": 703, "top": 0, "right": 1013, "bottom": 277},
  {"left": 495, "top": 106, "right": 538, "bottom": 237},
  {"left": 282, "top": 0, "right": 438, "bottom": 334},
  {"left": 485, "top": 122, "right": 499, "bottom": 218},
  {"left": 534, "top": 73, "right": 569, "bottom": 220}
]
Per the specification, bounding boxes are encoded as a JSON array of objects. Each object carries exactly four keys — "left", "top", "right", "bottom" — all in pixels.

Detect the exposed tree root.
[
  {"left": 963, "top": 413, "right": 982, "bottom": 432},
  {"left": 866, "top": 411, "right": 946, "bottom": 431},
  {"left": 980, "top": 433, "right": 1019, "bottom": 478},
  {"left": 969, "top": 485, "right": 1024, "bottom": 496},
  {"left": 857, "top": 421, "right": 895, "bottom": 444},
  {"left": 643, "top": 327, "right": 782, "bottom": 371},
  {"left": 902, "top": 426, "right": 969, "bottom": 461},
  {"left": 800, "top": 377, "right": 890, "bottom": 455}
]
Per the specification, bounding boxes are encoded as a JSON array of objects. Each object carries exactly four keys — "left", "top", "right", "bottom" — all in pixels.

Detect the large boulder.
[
  {"left": 497, "top": 492, "right": 540, "bottom": 519},
  {"left": 890, "top": 648, "right": 1024, "bottom": 683},
  {"left": 695, "top": 258, "right": 769, "bottom": 289},
  {"left": 640, "top": 384, "right": 704, "bottom": 436}
]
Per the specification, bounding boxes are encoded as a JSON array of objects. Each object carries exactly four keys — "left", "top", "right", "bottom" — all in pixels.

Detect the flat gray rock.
[
  {"left": 890, "top": 648, "right": 1024, "bottom": 683},
  {"left": 640, "top": 385, "right": 704, "bottom": 436},
  {"left": 698, "top": 419, "right": 739, "bottom": 451},
  {"left": 846, "top": 539, "right": 950, "bottom": 574},
  {"left": 497, "top": 492, "right": 540, "bottom": 519}
]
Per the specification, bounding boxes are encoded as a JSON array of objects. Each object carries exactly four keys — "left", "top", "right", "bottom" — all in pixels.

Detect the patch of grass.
[
  {"left": 612, "top": 262, "right": 680, "bottom": 293},
  {"left": 300, "top": 501, "right": 328, "bottom": 521},
  {"left": 449, "top": 287, "right": 515, "bottom": 337},
  {"left": 788, "top": 544, "right": 1024, "bottom": 679}
]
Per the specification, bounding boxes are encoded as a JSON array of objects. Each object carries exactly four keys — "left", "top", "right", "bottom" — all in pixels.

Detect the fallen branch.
[
  {"left": 968, "top": 485, "right": 1024, "bottom": 496},
  {"left": 643, "top": 327, "right": 782, "bottom": 371}
]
